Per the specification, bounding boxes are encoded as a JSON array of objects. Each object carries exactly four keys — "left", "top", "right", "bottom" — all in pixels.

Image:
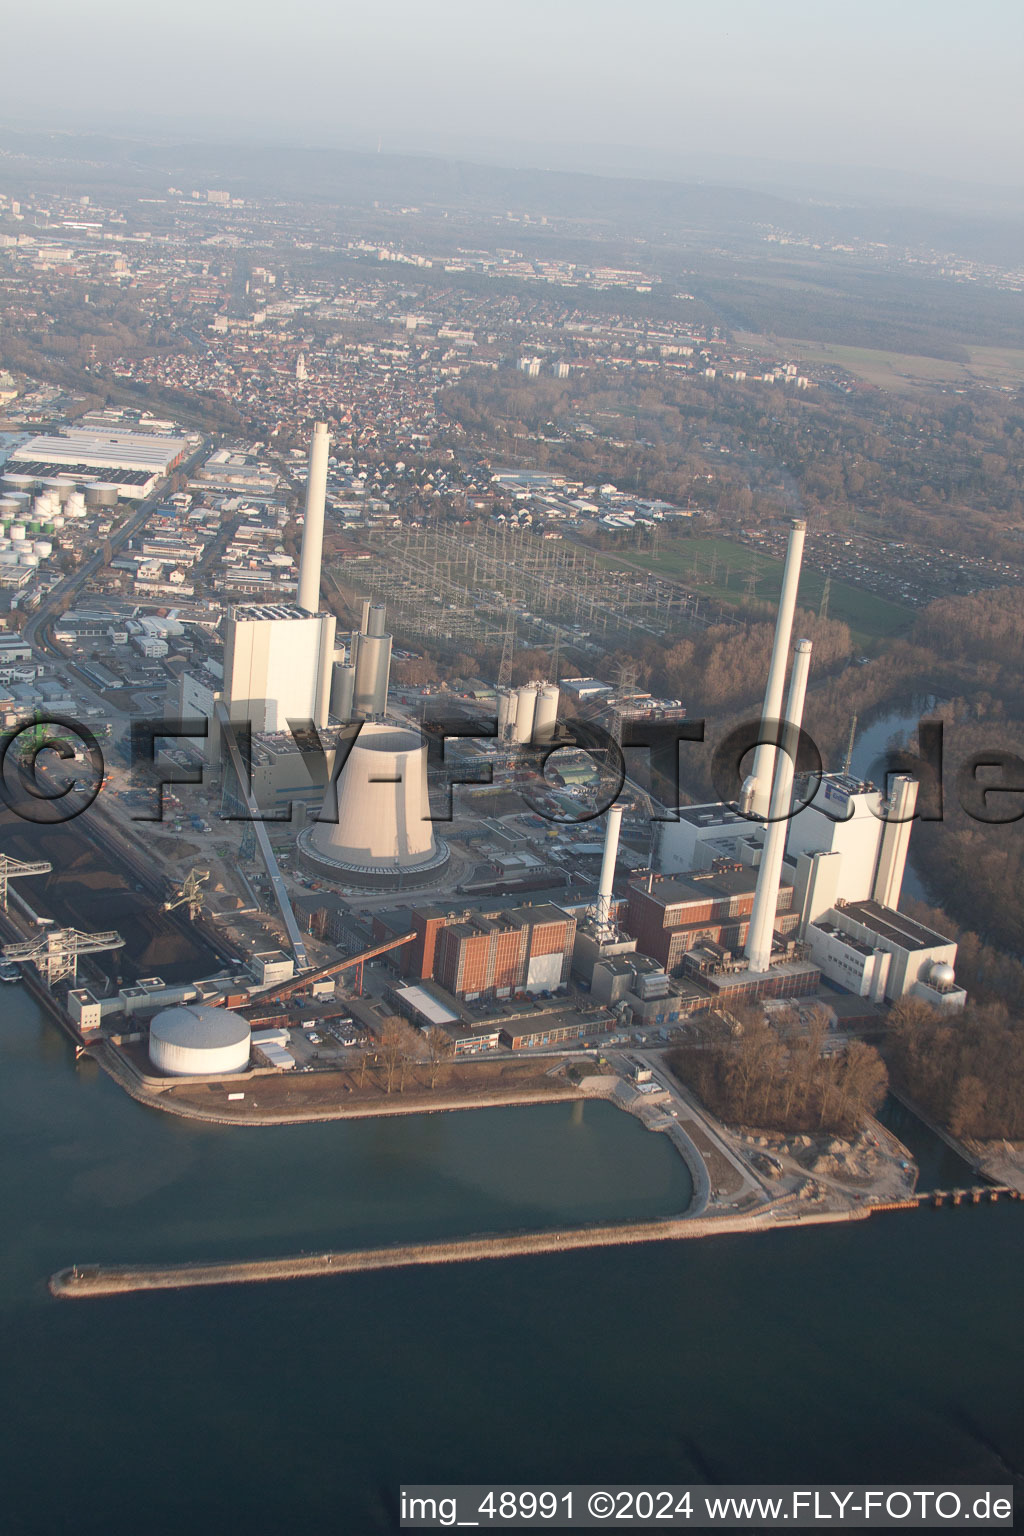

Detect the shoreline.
[{"left": 50, "top": 1203, "right": 875, "bottom": 1300}]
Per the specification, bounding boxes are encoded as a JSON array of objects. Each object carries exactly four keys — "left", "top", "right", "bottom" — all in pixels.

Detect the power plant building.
[
  {"left": 223, "top": 603, "right": 336, "bottom": 732},
  {"left": 373, "top": 901, "right": 576, "bottom": 1001}
]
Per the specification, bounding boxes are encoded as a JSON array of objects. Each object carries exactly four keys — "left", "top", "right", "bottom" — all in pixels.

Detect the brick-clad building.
[
  {"left": 373, "top": 902, "right": 576, "bottom": 1001},
  {"left": 625, "top": 869, "right": 799, "bottom": 974}
]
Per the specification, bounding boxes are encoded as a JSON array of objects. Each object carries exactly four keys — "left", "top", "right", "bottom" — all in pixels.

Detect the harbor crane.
[
  {"left": 0, "top": 854, "right": 53, "bottom": 911},
  {"left": 163, "top": 868, "right": 210, "bottom": 921},
  {"left": 1, "top": 926, "right": 125, "bottom": 988}
]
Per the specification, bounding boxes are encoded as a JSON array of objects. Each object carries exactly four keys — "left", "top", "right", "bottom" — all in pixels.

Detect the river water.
[{"left": 1, "top": 990, "right": 1021, "bottom": 1533}]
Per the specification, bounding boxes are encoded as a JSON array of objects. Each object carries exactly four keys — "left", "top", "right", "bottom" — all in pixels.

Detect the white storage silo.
[
  {"left": 10, "top": 523, "right": 25, "bottom": 541},
  {"left": 514, "top": 684, "right": 538, "bottom": 744},
  {"left": 18, "top": 553, "right": 39, "bottom": 567},
  {"left": 148, "top": 1003, "right": 251, "bottom": 1076},
  {"left": 330, "top": 660, "right": 356, "bottom": 722},
  {"left": 533, "top": 683, "right": 560, "bottom": 744},
  {"left": 496, "top": 688, "right": 518, "bottom": 737},
  {"left": 33, "top": 541, "right": 52, "bottom": 558}
]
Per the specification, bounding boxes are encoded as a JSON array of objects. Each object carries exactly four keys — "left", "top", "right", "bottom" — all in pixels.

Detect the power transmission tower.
[{"left": 497, "top": 605, "right": 516, "bottom": 689}]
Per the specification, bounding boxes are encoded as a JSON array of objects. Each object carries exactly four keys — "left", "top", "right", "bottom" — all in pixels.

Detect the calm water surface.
[{"left": 1, "top": 990, "right": 1021, "bottom": 1535}]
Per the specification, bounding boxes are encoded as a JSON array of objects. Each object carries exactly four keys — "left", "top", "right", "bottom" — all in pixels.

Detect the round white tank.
[
  {"left": 533, "top": 684, "right": 560, "bottom": 744},
  {"left": 496, "top": 688, "right": 518, "bottom": 736},
  {"left": 0, "top": 539, "right": 10, "bottom": 552},
  {"left": 50, "top": 514, "right": 65, "bottom": 529},
  {"left": 10, "top": 523, "right": 25, "bottom": 541},
  {"left": 149, "top": 1003, "right": 251, "bottom": 1077},
  {"left": 310, "top": 723, "right": 438, "bottom": 870},
  {"left": 0, "top": 551, "right": 19, "bottom": 565},
  {"left": 929, "top": 960, "right": 956, "bottom": 989},
  {"left": 33, "top": 541, "right": 52, "bottom": 557},
  {"left": 18, "top": 553, "right": 39, "bottom": 567},
  {"left": 514, "top": 684, "right": 538, "bottom": 744}
]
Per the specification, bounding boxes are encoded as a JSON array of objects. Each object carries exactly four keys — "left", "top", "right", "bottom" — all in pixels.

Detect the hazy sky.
[{"left": 5, "top": 0, "right": 1022, "bottom": 188}]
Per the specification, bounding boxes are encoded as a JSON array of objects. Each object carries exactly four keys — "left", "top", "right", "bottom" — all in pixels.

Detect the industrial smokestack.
[
  {"left": 297, "top": 422, "right": 330, "bottom": 614},
  {"left": 744, "top": 638, "right": 812, "bottom": 974},
  {"left": 595, "top": 803, "right": 624, "bottom": 932},
  {"left": 872, "top": 773, "right": 918, "bottom": 908},
  {"left": 740, "top": 518, "right": 806, "bottom": 820}
]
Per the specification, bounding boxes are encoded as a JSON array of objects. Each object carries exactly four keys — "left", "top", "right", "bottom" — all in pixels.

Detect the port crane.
[
  {"left": 163, "top": 868, "right": 210, "bottom": 921},
  {"left": 0, "top": 854, "right": 52, "bottom": 911},
  {"left": 1, "top": 926, "right": 125, "bottom": 988}
]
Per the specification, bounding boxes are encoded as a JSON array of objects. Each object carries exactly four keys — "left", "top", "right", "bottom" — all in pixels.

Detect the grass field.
[
  {"left": 735, "top": 333, "right": 1024, "bottom": 396},
  {"left": 608, "top": 535, "right": 913, "bottom": 644}
]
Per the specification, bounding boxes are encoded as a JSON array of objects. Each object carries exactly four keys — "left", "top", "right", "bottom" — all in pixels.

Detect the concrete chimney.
[
  {"left": 595, "top": 802, "right": 624, "bottom": 932},
  {"left": 872, "top": 773, "right": 918, "bottom": 908},
  {"left": 741, "top": 518, "right": 806, "bottom": 820},
  {"left": 744, "top": 638, "right": 812, "bottom": 974},
  {"left": 297, "top": 422, "right": 330, "bottom": 614}
]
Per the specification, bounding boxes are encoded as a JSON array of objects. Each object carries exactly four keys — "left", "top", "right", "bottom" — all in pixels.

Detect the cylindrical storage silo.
[
  {"left": 50, "top": 514, "right": 65, "bottom": 530},
  {"left": 353, "top": 633, "right": 389, "bottom": 717},
  {"left": 19, "top": 553, "right": 40, "bottom": 567},
  {"left": 330, "top": 661, "right": 356, "bottom": 722},
  {"left": 370, "top": 633, "right": 392, "bottom": 715},
  {"left": 148, "top": 1004, "right": 251, "bottom": 1076},
  {"left": 33, "top": 541, "right": 52, "bottom": 557},
  {"left": 496, "top": 688, "right": 518, "bottom": 738},
  {"left": 310, "top": 723, "right": 439, "bottom": 871},
  {"left": 367, "top": 603, "right": 386, "bottom": 638},
  {"left": 533, "top": 683, "right": 560, "bottom": 744},
  {"left": 10, "top": 523, "right": 25, "bottom": 541},
  {"left": 514, "top": 684, "right": 538, "bottom": 744}
]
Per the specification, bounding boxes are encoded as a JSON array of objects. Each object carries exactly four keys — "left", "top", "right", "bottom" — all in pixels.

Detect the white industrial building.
[
  {"left": 148, "top": 1003, "right": 251, "bottom": 1076},
  {"left": 223, "top": 603, "right": 336, "bottom": 732},
  {"left": 806, "top": 901, "right": 966, "bottom": 1010}
]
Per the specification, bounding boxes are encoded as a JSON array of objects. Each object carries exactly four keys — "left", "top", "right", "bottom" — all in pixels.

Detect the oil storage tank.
[{"left": 148, "top": 1003, "right": 251, "bottom": 1076}]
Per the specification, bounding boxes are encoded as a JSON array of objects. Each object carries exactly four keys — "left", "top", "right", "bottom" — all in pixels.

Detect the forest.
[
  {"left": 886, "top": 998, "right": 1024, "bottom": 1141},
  {"left": 666, "top": 1006, "right": 888, "bottom": 1137}
]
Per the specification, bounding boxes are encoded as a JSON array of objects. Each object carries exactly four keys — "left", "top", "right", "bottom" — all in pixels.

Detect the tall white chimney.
[
  {"left": 872, "top": 773, "right": 918, "bottom": 908},
  {"left": 740, "top": 518, "right": 806, "bottom": 820},
  {"left": 744, "top": 638, "right": 812, "bottom": 974},
  {"left": 297, "top": 421, "right": 330, "bottom": 614},
  {"left": 595, "top": 802, "right": 624, "bottom": 932}
]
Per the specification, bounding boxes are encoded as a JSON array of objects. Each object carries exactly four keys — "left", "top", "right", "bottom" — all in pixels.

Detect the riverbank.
[{"left": 50, "top": 1203, "right": 874, "bottom": 1299}]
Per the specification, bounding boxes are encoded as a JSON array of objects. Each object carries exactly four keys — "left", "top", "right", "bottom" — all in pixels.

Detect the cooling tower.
[{"left": 308, "top": 724, "right": 444, "bottom": 873}]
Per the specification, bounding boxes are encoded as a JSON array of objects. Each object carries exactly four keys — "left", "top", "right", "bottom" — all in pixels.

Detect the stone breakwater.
[{"left": 50, "top": 1206, "right": 873, "bottom": 1300}]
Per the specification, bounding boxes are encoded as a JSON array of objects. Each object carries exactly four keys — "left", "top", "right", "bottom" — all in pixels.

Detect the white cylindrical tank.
[
  {"left": 311, "top": 723, "right": 438, "bottom": 870},
  {"left": 50, "top": 514, "right": 65, "bottom": 530},
  {"left": 33, "top": 541, "right": 52, "bottom": 557},
  {"left": 149, "top": 1003, "right": 251, "bottom": 1076},
  {"left": 331, "top": 661, "right": 356, "bottom": 721},
  {"left": 533, "top": 683, "right": 560, "bottom": 744},
  {"left": 0, "top": 551, "right": 18, "bottom": 565},
  {"left": 18, "top": 553, "right": 39, "bottom": 567},
  {"left": 514, "top": 684, "right": 538, "bottom": 744},
  {"left": 10, "top": 523, "right": 25, "bottom": 541},
  {"left": 353, "top": 632, "right": 390, "bottom": 716},
  {"left": 496, "top": 688, "right": 518, "bottom": 737},
  {"left": 0, "top": 539, "right": 10, "bottom": 552}
]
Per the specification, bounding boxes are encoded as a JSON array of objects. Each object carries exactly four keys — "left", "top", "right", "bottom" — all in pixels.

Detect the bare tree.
[
  {"left": 424, "top": 1026, "right": 454, "bottom": 1090},
  {"left": 377, "top": 1015, "right": 410, "bottom": 1095}
]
